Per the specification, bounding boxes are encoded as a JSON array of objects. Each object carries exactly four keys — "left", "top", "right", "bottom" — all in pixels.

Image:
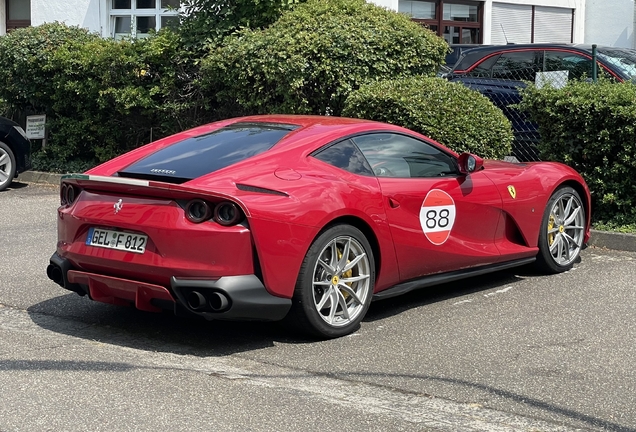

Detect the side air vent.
[{"left": 236, "top": 184, "right": 288, "bottom": 197}]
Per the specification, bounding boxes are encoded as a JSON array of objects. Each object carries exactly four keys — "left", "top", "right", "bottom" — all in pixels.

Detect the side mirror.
[{"left": 457, "top": 153, "right": 484, "bottom": 175}]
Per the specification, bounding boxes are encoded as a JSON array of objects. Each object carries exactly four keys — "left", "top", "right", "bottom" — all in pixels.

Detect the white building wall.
[
  {"left": 585, "top": 0, "right": 634, "bottom": 48},
  {"left": 373, "top": 0, "right": 585, "bottom": 43},
  {"left": 30, "top": 0, "right": 107, "bottom": 36},
  {"left": 5, "top": 0, "right": 608, "bottom": 47},
  {"left": 372, "top": 0, "right": 395, "bottom": 8}
]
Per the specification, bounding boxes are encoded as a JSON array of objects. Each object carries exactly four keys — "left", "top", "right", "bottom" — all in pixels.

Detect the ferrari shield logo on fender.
[
  {"left": 507, "top": 185, "right": 516, "bottom": 199},
  {"left": 420, "top": 189, "right": 456, "bottom": 246},
  {"left": 113, "top": 199, "right": 123, "bottom": 214}
]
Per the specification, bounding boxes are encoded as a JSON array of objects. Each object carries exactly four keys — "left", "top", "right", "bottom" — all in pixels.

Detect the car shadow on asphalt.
[
  {"left": 2, "top": 180, "right": 28, "bottom": 191},
  {"left": 26, "top": 264, "right": 543, "bottom": 357},
  {"left": 26, "top": 295, "right": 292, "bottom": 356},
  {"left": 24, "top": 261, "right": 633, "bottom": 432},
  {"left": 364, "top": 264, "right": 540, "bottom": 322}
]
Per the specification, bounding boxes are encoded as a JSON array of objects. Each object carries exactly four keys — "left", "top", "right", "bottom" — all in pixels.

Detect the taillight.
[
  {"left": 60, "top": 183, "right": 79, "bottom": 206},
  {"left": 185, "top": 199, "right": 212, "bottom": 223},
  {"left": 60, "top": 184, "right": 67, "bottom": 205},
  {"left": 184, "top": 199, "right": 244, "bottom": 226}
]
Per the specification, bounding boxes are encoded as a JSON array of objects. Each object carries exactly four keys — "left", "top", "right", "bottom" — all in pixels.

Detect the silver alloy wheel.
[
  {"left": 311, "top": 235, "right": 371, "bottom": 328},
  {"left": 546, "top": 192, "right": 585, "bottom": 266},
  {"left": 0, "top": 146, "right": 13, "bottom": 188}
]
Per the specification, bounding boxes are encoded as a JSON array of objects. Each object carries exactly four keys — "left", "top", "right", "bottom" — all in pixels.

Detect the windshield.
[{"left": 597, "top": 48, "right": 636, "bottom": 80}]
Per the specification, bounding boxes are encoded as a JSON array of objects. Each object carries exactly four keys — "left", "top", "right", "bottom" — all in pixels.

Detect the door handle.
[{"left": 388, "top": 197, "right": 400, "bottom": 208}]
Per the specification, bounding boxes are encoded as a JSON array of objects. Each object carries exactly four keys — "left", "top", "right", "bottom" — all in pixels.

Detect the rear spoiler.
[{"left": 61, "top": 174, "right": 250, "bottom": 215}]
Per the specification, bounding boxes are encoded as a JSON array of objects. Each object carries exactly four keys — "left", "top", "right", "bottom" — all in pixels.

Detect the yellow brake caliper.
[
  {"left": 548, "top": 215, "right": 555, "bottom": 246},
  {"left": 337, "top": 248, "right": 353, "bottom": 299}
]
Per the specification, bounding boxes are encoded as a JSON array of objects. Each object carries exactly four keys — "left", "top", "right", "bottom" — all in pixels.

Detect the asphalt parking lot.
[{"left": 1, "top": 181, "right": 636, "bottom": 432}]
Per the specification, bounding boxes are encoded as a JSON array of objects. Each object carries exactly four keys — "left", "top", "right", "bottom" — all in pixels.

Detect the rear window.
[{"left": 119, "top": 122, "right": 298, "bottom": 183}]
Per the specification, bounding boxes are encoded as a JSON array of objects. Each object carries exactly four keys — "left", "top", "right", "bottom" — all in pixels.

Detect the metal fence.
[{"left": 449, "top": 46, "right": 600, "bottom": 162}]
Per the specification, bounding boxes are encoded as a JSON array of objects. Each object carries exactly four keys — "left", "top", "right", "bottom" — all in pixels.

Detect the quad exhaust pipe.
[
  {"left": 48, "top": 255, "right": 232, "bottom": 313},
  {"left": 186, "top": 290, "right": 230, "bottom": 312}
]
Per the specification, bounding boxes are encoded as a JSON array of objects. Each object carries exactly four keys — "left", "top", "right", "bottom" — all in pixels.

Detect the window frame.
[
  {"left": 110, "top": 0, "right": 180, "bottom": 39},
  {"left": 353, "top": 132, "right": 460, "bottom": 179},
  {"left": 312, "top": 131, "right": 460, "bottom": 179},
  {"left": 542, "top": 50, "right": 595, "bottom": 81},
  {"left": 311, "top": 138, "right": 376, "bottom": 177},
  {"left": 463, "top": 48, "right": 618, "bottom": 82},
  {"left": 6, "top": 0, "right": 31, "bottom": 31},
  {"left": 400, "top": 0, "right": 483, "bottom": 44},
  {"left": 490, "top": 50, "right": 541, "bottom": 81}
]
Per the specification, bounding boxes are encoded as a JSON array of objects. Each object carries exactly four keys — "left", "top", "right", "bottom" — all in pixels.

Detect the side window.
[
  {"left": 543, "top": 51, "right": 593, "bottom": 81},
  {"left": 351, "top": 134, "right": 457, "bottom": 178},
  {"left": 491, "top": 51, "right": 540, "bottom": 81},
  {"left": 312, "top": 139, "right": 375, "bottom": 176},
  {"left": 466, "top": 54, "right": 501, "bottom": 77}
]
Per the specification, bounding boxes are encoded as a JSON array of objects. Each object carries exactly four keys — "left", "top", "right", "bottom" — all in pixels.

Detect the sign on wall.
[{"left": 26, "top": 114, "right": 46, "bottom": 140}]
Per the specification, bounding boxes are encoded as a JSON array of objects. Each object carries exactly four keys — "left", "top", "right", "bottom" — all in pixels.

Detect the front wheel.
[
  {"left": 288, "top": 224, "right": 375, "bottom": 339},
  {"left": 0, "top": 142, "right": 16, "bottom": 192},
  {"left": 536, "top": 187, "right": 586, "bottom": 273}
]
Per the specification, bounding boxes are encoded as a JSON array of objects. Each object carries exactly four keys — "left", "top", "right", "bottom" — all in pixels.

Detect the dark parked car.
[
  {"left": 446, "top": 44, "right": 636, "bottom": 160},
  {"left": 0, "top": 116, "right": 31, "bottom": 191}
]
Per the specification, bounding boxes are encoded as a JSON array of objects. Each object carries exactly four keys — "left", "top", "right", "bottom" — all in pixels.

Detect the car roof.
[
  {"left": 456, "top": 43, "right": 603, "bottom": 55},
  {"left": 445, "top": 44, "right": 490, "bottom": 67},
  {"left": 217, "top": 115, "right": 457, "bottom": 157},
  {"left": 229, "top": 114, "right": 376, "bottom": 128},
  {"left": 223, "top": 114, "right": 410, "bottom": 143}
]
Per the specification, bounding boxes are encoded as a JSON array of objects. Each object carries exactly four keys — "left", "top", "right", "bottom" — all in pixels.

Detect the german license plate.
[{"left": 86, "top": 227, "right": 147, "bottom": 254}]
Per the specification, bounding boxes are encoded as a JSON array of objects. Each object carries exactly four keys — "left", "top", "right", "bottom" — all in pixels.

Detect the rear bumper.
[{"left": 47, "top": 252, "right": 291, "bottom": 322}]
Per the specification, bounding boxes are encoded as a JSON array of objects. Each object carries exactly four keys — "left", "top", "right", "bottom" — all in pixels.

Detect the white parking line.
[{"left": 484, "top": 286, "right": 513, "bottom": 298}]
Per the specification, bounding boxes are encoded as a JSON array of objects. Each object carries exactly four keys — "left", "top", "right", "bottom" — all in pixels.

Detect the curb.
[
  {"left": 587, "top": 229, "right": 636, "bottom": 253},
  {"left": 15, "top": 171, "right": 636, "bottom": 253},
  {"left": 17, "top": 170, "right": 64, "bottom": 185}
]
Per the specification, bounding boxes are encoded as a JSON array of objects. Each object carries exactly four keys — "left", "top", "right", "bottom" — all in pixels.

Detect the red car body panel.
[
  {"left": 50, "top": 115, "right": 592, "bottom": 321},
  {"left": 482, "top": 160, "right": 592, "bottom": 248}
]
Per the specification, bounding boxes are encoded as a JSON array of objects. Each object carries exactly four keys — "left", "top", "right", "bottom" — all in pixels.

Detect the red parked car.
[{"left": 47, "top": 115, "right": 591, "bottom": 338}]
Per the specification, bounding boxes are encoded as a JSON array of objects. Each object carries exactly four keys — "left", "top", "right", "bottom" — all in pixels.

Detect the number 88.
[{"left": 426, "top": 209, "right": 450, "bottom": 229}]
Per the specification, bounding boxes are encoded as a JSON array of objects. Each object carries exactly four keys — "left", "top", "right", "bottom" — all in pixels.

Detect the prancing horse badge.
[
  {"left": 507, "top": 185, "right": 516, "bottom": 199},
  {"left": 114, "top": 199, "right": 123, "bottom": 214}
]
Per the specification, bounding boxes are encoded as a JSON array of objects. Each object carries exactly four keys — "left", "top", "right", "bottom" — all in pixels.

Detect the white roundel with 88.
[{"left": 419, "top": 189, "right": 456, "bottom": 245}]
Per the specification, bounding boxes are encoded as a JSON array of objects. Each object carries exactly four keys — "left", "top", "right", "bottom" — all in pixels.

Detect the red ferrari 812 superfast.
[{"left": 47, "top": 115, "right": 591, "bottom": 338}]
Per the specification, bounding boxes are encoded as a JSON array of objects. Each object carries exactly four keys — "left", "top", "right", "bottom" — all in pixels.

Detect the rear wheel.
[
  {"left": 536, "top": 187, "right": 586, "bottom": 273},
  {"left": 0, "top": 142, "right": 16, "bottom": 192},
  {"left": 288, "top": 224, "right": 375, "bottom": 339}
]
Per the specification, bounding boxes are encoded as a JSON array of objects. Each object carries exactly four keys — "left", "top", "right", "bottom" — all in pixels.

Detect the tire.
[
  {"left": 0, "top": 142, "right": 16, "bottom": 192},
  {"left": 287, "top": 224, "right": 375, "bottom": 339},
  {"left": 536, "top": 186, "right": 586, "bottom": 274}
]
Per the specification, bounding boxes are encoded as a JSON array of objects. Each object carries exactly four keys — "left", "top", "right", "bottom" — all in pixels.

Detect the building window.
[
  {"left": 6, "top": 0, "right": 31, "bottom": 31},
  {"left": 111, "top": 0, "right": 180, "bottom": 39},
  {"left": 398, "top": 0, "right": 482, "bottom": 44}
]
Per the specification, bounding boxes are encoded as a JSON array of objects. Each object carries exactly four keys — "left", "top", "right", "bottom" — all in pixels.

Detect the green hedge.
[
  {"left": 200, "top": 0, "right": 448, "bottom": 117},
  {"left": 519, "top": 79, "right": 636, "bottom": 224},
  {"left": 178, "top": 0, "right": 304, "bottom": 52},
  {"left": 342, "top": 76, "right": 513, "bottom": 159},
  {"left": 0, "top": 23, "right": 98, "bottom": 116},
  {"left": 0, "top": 24, "right": 209, "bottom": 171}
]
